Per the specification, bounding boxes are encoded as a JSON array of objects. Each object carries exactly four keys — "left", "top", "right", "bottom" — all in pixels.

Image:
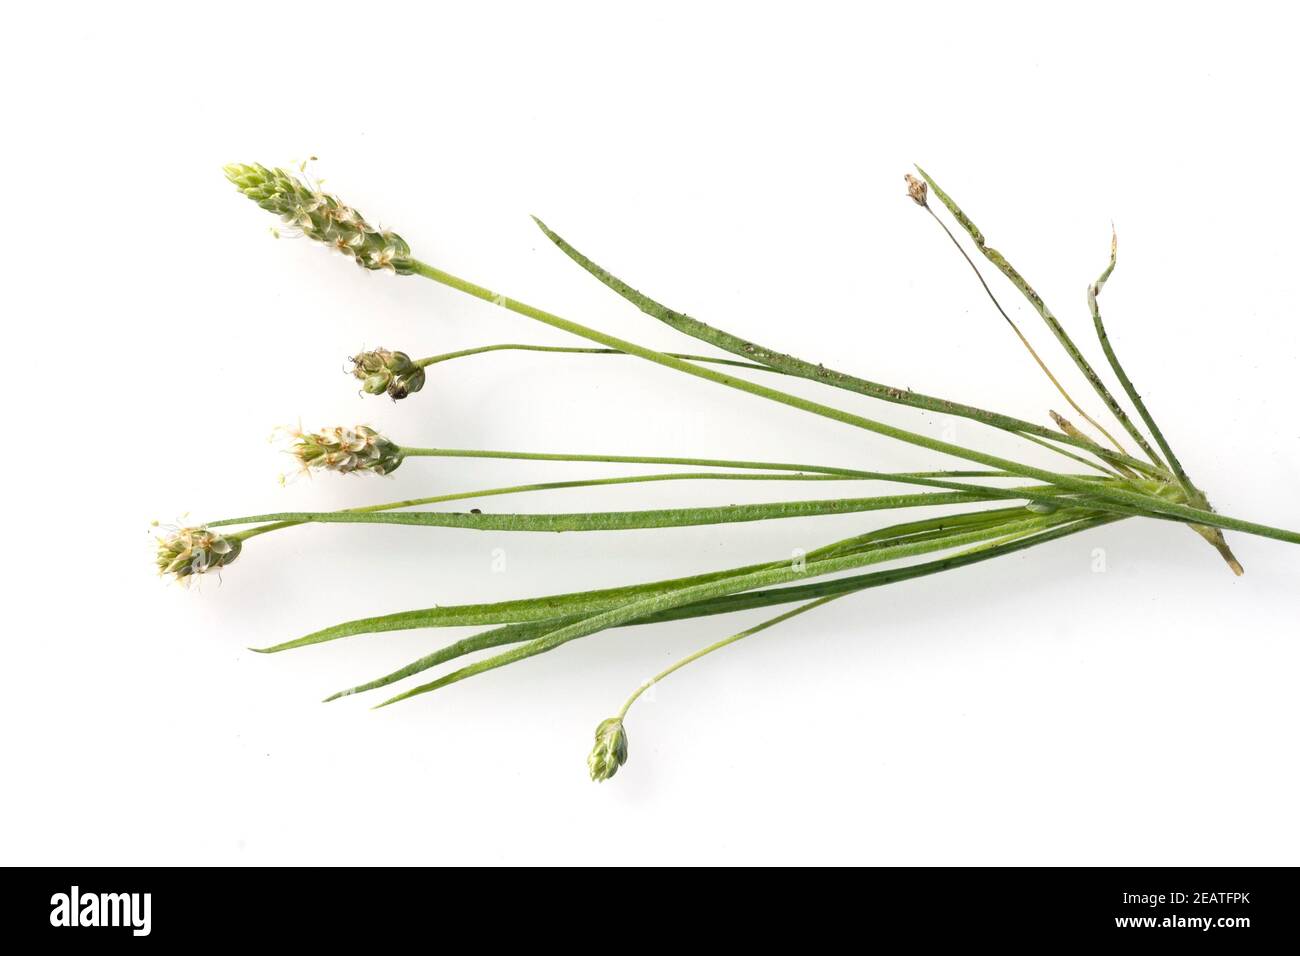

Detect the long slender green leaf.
[
  {"left": 375, "top": 513, "right": 1087, "bottom": 708},
  {"left": 235, "top": 470, "right": 858, "bottom": 541},
  {"left": 528, "top": 216, "right": 1156, "bottom": 475},
  {"left": 915, "top": 166, "right": 1165, "bottom": 469},
  {"left": 210, "top": 490, "right": 1013, "bottom": 534},
  {"left": 256, "top": 506, "right": 1034, "bottom": 653},
  {"left": 1086, "top": 231, "right": 1243, "bottom": 574},
  {"left": 327, "top": 512, "right": 1117, "bottom": 701}
]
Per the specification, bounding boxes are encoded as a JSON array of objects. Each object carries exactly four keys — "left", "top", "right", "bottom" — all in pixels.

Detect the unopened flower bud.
[
  {"left": 362, "top": 373, "right": 390, "bottom": 395},
  {"left": 156, "top": 526, "right": 242, "bottom": 582},
  {"left": 349, "top": 348, "right": 426, "bottom": 400},
  {"left": 587, "top": 717, "right": 629, "bottom": 782},
  {"left": 225, "top": 163, "right": 415, "bottom": 274},
  {"left": 904, "top": 173, "right": 929, "bottom": 207},
  {"left": 286, "top": 425, "right": 404, "bottom": 476}
]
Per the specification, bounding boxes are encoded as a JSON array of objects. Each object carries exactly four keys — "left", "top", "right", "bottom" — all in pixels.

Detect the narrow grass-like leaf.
[
  {"left": 211, "top": 490, "right": 1022, "bottom": 535},
  {"left": 322, "top": 619, "right": 562, "bottom": 701},
  {"left": 326, "top": 512, "right": 1117, "bottom": 701},
  {"left": 257, "top": 506, "right": 1035, "bottom": 653},
  {"left": 374, "top": 513, "right": 1089, "bottom": 708},
  {"left": 234, "top": 470, "right": 855, "bottom": 541},
  {"left": 914, "top": 166, "right": 1165, "bottom": 469},
  {"left": 529, "top": 216, "right": 1160, "bottom": 477},
  {"left": 1086, "top": 230, "right": 1243, "bottom": 574}
]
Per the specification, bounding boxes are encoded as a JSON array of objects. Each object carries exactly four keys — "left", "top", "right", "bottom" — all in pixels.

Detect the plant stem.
[
  {"left": 394, "top": 446, "right": 1140, "bottom": 508},
  {"left": 404, "top": 259, "right": 1300, "bottom": 544},
  {"left": 230, "top": 470, "right": 875, "bottom": 541},
  {"left": 617, "top": 595, "right": 845, "bottom": 719},
  {"left": 416, "top": 342, "right": 776, "bottom": 374},
  {"left": 394, "top": 446, "right": 987, "bottom": 479}
]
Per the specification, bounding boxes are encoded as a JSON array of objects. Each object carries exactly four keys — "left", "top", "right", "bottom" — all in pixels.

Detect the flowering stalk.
[
  {"left": 226, "top": 165, "right": 1154, "bottom": 476},
  {"left": 594, "top": 593, "right": 844, "bottom": 779}
]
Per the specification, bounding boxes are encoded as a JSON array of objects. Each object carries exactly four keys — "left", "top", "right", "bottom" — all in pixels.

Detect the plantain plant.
[{"left": 157, "top": 161, "right": 1299, "bottom": 782}]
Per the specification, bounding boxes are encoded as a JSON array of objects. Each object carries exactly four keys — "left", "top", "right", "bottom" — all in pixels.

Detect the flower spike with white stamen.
[
  {"left": 283, "top": 425, "right": 404, "bottom": 476},
  {"left": 224, "top": 163, "right": 415, "bottom": 274},
  {"left": 156, "top": 525, "right": 242, "bottom": 583}
]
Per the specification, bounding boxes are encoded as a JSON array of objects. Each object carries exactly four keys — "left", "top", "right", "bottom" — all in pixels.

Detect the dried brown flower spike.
[{"left": 905, "top": 173, "right": 929, "bottom": 207}]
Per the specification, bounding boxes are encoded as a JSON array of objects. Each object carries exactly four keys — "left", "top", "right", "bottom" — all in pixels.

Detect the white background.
[{"left": 3, "top": 2, "right": 1298, "bottom": 866}]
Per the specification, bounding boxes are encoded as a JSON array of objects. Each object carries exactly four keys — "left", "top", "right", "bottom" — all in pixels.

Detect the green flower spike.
[
  {"left": 156, "top": 525, "right": 242, "bottom": 582},
  {"left": 286, "top": 425, "right": 404, "bottom": 476},
  {"left": 587, "top": 717, "right": 629, "bottom": 782},
  {"left": 350, "top": 348, "right": 426, "bottom": 400},
  {"left": 224, "top": 163, "right": 415, "bottom": 274}
]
